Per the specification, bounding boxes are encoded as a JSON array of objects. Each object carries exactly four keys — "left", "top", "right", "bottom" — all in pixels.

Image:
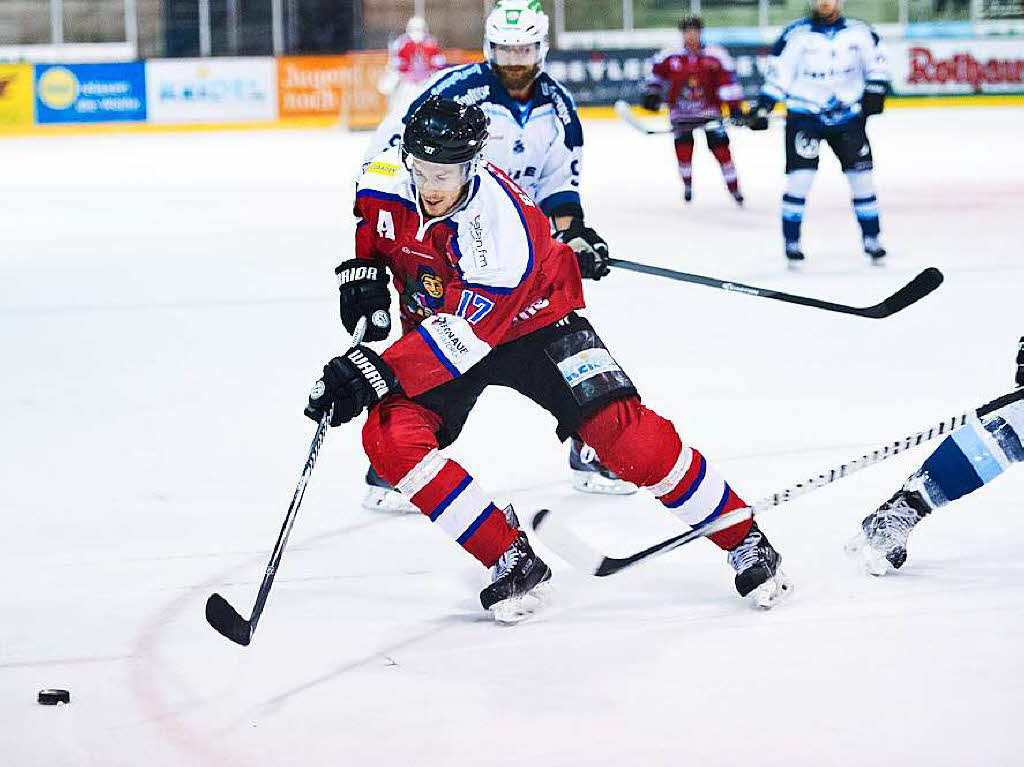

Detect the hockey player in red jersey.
[
  {"left": 380, "top": 17, "right": 447, "bottom": 118},
  {"left": 642, "top": 16, "right": 745, "bottom": 204},
  {"left": 305, "top": 97, "right": 791, "bottom": 620}
]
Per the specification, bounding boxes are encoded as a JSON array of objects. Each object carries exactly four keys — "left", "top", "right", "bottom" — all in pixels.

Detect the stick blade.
[
  {"left": 530, "top": 509, "right": 609, "bottom": 576},
  {"left": 865, "top": 267, "right": 944, "bottom": 318},
  {"left": 205, "top": 593, "right": 253, "bottom": 646}
]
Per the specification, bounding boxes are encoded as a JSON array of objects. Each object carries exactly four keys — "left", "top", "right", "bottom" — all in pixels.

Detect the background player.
[
  {"left": 309, "top": 97, "right": 792, "bottom": 620},
  {"left": 378, "top": 16, "right": 447, "bottom": 119},
  {"left": 848, "top": 340, "right": 1024, "bottom": 575},
  {"left": 366, "top": 0, "right": 628, "bottom": 508},
  {"left": 748, "top": 0, "right": 889, "bottom": 265},
  {"left": 641, "top": 16, "right": 745, "bottom": 205}
]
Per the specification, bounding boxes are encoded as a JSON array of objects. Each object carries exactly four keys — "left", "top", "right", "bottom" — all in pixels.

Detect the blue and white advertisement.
[
  {"left": 35, "top": 62, "right": 146, "bottom": 124},
  {"left": 145, "top": 58, "right": 277, "bottom": 123}
]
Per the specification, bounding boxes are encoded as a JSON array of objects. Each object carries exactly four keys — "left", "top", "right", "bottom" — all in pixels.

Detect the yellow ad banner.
[{"left": 0, "top": 64, "right": 35, "bottom": 127}]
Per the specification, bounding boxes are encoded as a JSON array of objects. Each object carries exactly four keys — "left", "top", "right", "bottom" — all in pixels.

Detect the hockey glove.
[
  {"left": 336, "top": 258, "right": 391, "bottom": 342},
  {"left": 861, "top": 81, "right": 887, "bottom": 117},
  {"left": 746, "top": 106, "right": 770, "bottom": 131},
  {"left": 555, "top": 220, "right": 611, "bottom": 281},
  {"left": 305, "top": 346, "right": 399, "bottom": 426},
  {"left": 641, "top": 92, "right": 662, "bottom": 112}
]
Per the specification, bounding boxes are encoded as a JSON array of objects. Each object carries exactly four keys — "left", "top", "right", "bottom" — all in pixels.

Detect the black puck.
[{"left": 37, "top": 689, "right": 71, "bottom": 705}]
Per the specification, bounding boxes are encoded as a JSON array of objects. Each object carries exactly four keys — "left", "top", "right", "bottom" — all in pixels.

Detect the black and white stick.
[
  {"left": 610, "top": 258, "right": 944, "bottom": 319},
  {"left": 532, "top": 387, "right": 1024, "bottom": 577},
  {"left": 205, "top": 317, "right": 368, "bottom": 646}
]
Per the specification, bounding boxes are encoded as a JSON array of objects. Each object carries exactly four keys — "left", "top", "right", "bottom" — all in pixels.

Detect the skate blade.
[
  {"left": 491, "top": 583, "right": 551, "bottom": 625},
  {"left": 845, "top": 532, "right": 892, "bottom": 577},
  {"left": 570, "top": 471, "right": 638, "bottom": 496},
  {"left": 362, "top": 487, "right": 419, "bottom": 514},
  {"left": 747, "top": 570, "right": 794, "bottom": 609}
]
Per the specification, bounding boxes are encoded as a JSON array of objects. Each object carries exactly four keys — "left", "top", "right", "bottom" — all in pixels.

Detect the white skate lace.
[
  {"left": 727, "top": 530, "right": 763, "bottom": 573},
  {"left": 492, "top": 537, "right": 524, "bottom": 582}
]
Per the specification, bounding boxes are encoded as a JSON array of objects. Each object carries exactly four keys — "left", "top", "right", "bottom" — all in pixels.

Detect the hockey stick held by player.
[{"left": 311, "top": 97, "right": 793, "bottom": 618}]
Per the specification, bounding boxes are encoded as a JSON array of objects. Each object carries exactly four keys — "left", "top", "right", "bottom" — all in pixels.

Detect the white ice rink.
[{"left": 1, "top": 108, "right": 1022, "bottom": 766}]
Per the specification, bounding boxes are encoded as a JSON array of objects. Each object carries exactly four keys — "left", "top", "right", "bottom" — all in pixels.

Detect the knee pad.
[
  {"left": 577, "top": 397, "right": 682, "bottom": 489},
  {"left": 362, "top": 398, "right": 443, "bottom": 486}
]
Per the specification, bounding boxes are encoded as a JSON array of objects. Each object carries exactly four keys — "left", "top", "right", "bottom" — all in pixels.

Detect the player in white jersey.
[
  {"left": 747, "top": 0, "right": 890, "bottom": 265},
  {"left": 362, "top": 0, "right": 631, "bottom": 512}
]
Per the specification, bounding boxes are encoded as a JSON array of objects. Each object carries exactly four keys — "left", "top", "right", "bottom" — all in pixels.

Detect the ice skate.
[
  {"left": 731, "top": 190, "right": 744, "bottom": 206},
  {"left": 569, "top": 439, "right": 637, "bottom": 495},
  {"left": 481, "top": 528, "right": 552, "bottom": 624},
  {"left": 362, "top": 466, "right": 419, "bottom": 513},
  {"left": 863, "top": 236, "right": 886, "bottom": 265},
  {"left": 727, "top": 522, "right": 792, "bottom": 608},
  {"left": 683, "top": 186, "right": 693, "bottom": 203},
  {"left": 785, "top": 242, "right": 805, "bottom": 269},
  {"left": 846, "top": 489, "right": 928, "bottom": 576}
]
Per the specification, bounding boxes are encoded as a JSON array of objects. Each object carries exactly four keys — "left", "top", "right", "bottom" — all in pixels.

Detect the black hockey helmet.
[
  {"left": 402, "top": 96, "right": 489, "bottom": 165},
  {"left": 679, "top": 15, "right": 703, "bottom": 30}
]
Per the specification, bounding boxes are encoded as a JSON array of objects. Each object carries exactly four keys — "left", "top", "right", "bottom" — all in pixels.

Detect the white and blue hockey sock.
[
  {"left": 845, "top": 170, "right": 881, "bottom": 240},
  {"left": 908, "top": 400, "right": 1024, "bottom": 511},
  {"left": 781, "top": 169, "right": 815, "bottom": 247}
]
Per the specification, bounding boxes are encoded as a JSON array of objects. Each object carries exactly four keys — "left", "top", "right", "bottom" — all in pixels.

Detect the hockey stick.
[
  {"left": 614, "top": 99, "right": 673, "bottom": 135},
  {"left": 532, "top": 386, "right": 1024, "bottom": 577},
  {"left": 609, "top": 259, "right": 944, "bottom": 319},
  {"left": 205, "top": 317, "right": 368, "bottom": 646}
]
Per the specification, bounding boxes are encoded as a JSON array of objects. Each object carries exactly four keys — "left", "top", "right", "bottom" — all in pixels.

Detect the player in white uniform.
[
  {"left": 362, "top": 0, "right": 631, "bottom": 512},
  {"left": 747, "top": 0, "right": 890, "bottom": 265}
]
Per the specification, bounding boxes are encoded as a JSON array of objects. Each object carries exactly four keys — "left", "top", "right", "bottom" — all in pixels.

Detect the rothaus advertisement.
[
  {"left": 887, "top": 38, "right": 1024, "bottom": 95},
  {"left": 145, "top": 58, "right": 277, "bottom": 123},
  {"left": 546, "top": 46, "right": 771, "bottom": 107}
]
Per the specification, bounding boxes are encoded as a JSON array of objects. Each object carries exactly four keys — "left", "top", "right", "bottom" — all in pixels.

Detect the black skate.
[
  {"left": 683, "top": 186, "right": 693, "bottom": 203},
  {"left": 362, "top": 465, "right": 418, "bottom": 513},
  {"left": 785, "top": 243, "right": 805, "bottom": 268},
  {"left": 569, "top": 438, "right": 637, "bottom": 495},
  {"left": 732, "top": 191, "right": 745, "bottom": 206},
  {"left": 480, "top": 530, "right": 552, "bottom": 623},
  {"left": 846, "top": 487, "right": 929, "bottom": 576},
  {"left": 863, "top": 237, "right": 886, "bottom": 265},
  {"left": 727, "top": 522, "right": 793, "bottom": 608}
]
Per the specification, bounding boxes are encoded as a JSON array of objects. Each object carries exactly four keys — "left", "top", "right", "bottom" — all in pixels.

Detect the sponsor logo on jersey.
[
  {"left": 512, "top": 139, "right": 525, "bottom": 154},
  {"left": 468, "top": 214, "right": 488, "bottom": 268},
  {"left": 366, "top": 161, "right": 399, "bottom": 177},
  {"left": 430, "top": 314, "right": 470, "bottom": 357},
  {"left": 455, "top": 85, "right": 490, "bottom": 106}
]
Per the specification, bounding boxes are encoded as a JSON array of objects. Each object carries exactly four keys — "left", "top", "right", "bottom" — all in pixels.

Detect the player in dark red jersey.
[
  {"left": 380, "top": 17, "right": 447, "bottom": 118},
  {"left": 642, "top": 16, "right": 745, "bottom": 204},
  {"left": 305, "top": 97, "right": 791, "bottom": 621}
]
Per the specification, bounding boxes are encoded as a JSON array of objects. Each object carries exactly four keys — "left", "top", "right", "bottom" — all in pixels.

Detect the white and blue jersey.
[
  {"left": 761, "top": 16, "right": 889, "bottom": 127},
  {"left": 366, "top": 62, "right": 585, "bottom": 219}
]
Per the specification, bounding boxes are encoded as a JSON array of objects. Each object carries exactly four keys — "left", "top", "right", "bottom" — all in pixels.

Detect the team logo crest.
[
  {"left": 794, "top": 131, "right": 821, "bottom": 160},
  {"left": 513, "top": 138, "right": 525, "bottom": 154},
  {"left": 420, "top": 268, "right": 444, "bottom": 299}
]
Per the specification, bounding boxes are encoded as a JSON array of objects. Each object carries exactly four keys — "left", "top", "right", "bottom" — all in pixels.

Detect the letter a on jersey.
[{"left": 377, "top": 210, "right": 396, "bottom": 240}]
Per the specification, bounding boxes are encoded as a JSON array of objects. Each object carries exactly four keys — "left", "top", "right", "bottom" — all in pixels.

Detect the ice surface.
[{"left": 0, "top": 108, "right": 1021, "bottom": 766}]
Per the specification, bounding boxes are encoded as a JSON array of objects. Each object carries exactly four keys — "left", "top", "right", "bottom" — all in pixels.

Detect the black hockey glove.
[
  {"left": 861, "top": 81, "right": 887, "bottom": 117},
  {"left": 727, "top": 103, "right": 746, "bottom": 126},
  {"left": 304, "top": 346, "right": 399, "bottom": 426},
  {"left": 555, "top": 220, "right": 611, "bottom": 281},
  {"left": 641, "top": 92, "right": 662, "bottom": 112},
  {"left": 335, "top": 258, "right": 391, "bottom": 343}
]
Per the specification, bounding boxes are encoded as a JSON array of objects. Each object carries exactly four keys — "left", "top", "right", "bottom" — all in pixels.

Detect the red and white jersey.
[
  {"left": 390, "top": 35, "right": 446, "bottom": 84},
  {"left": 353, "top": 147, "right": 585, "bottom": 398},
  {"left": 644, "top": 44, "right": 743, "bottom": 123}
]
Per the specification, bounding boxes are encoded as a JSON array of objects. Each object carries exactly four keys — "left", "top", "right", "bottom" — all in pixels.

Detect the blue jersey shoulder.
[
  {"left": 403, "top": 63, "right": 494, "bottom": 123},
  {"left": 535, "top": 73, "right": 584, "bottom": 150}
]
